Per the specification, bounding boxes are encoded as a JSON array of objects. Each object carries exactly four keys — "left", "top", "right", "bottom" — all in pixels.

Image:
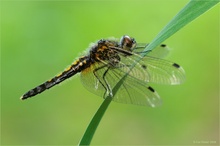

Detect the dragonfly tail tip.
[{"left": 20, "top": 95, "right": 26, "bottom": 100}]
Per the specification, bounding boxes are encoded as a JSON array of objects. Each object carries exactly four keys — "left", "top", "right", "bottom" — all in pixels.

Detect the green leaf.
[{"left": 79, "top": 0, "right": 219, "bottom": 145}]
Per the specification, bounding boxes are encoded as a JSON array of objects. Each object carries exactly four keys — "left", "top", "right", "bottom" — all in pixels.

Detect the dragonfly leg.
[
  {"left": 102, "top": 68, "right": 113, "bottom": 97},
  {"left": 93, "top": 65, "right": 109, "bottom": 98}
]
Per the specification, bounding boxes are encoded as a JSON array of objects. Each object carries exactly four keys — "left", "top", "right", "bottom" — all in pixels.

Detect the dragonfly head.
[{"left": 120, "top": 35, "right": 136, "bottom": 52}]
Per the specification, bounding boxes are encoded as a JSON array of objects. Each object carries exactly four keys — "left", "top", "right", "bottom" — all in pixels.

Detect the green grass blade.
[
  {"left": 143, "top": 0, "right": 219, "bottom": 54},
  {"left": 79, "top": 96, "right": 112, "bottom": 145},
  {"left": 79, "top": 0, "right": 219, "bottom": 145}
]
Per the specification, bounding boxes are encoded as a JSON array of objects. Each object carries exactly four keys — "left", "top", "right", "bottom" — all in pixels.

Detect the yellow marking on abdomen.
[
  {"left": 56, "top": 73, "right": 62, "bottom": 77},
  {"left": 65, "top": 66, "right": 72, "bottom": 72},
  {"left": 72, "top": 60, "right": 79, "bottom": 65}
]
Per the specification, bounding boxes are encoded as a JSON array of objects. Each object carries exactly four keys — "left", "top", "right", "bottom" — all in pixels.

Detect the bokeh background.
[{"left": 1, "top": 0, "right": 219, "bottom": 145}]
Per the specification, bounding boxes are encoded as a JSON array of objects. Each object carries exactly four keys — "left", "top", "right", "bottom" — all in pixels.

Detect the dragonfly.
[{"left": 20, "top": 35, "right": 185, "bottom": 107}]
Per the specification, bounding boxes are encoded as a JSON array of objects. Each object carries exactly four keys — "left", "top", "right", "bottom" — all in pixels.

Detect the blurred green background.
[{"left": 1, "top": 0, "right": 219, "bottom": 145}]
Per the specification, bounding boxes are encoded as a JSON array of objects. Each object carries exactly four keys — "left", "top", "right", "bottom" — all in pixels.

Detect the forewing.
[{"left": 113, "top": 45, "right": 185, "bottom": 85}]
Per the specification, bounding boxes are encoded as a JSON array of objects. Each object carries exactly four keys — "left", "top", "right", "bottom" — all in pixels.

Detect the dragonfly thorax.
[
  {"left": 89, "top": 35, "right": 136, "bottom": 63},
  {"left": 89, "top": 39, "right": 119, "bottom": 63}
]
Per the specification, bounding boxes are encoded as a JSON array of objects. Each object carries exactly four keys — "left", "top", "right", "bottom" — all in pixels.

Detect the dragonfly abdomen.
[{"left": 21, "top": 56, "right": 91, "bottom": 100}]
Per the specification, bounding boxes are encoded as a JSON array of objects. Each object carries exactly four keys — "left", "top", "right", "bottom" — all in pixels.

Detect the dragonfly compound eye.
[{"left": 120, "top": 35, "right": 136, "bottom": 51}]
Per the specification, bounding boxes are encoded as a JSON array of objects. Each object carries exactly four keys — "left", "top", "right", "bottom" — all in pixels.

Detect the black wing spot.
[
  {"left": 142, "top": 64, "right": 147, "bottom": 69},
  {"left": 148, "top": 86, "right": 155, "bottom": 92},
  {"left": 173, "top": 63, "right": 180, "bottom": 68},
  {"left": 161, "top": 44, "right": 166, "bottom": 47}
]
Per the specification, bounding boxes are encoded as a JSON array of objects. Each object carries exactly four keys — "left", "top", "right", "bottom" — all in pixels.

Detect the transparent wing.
[
  {"left": 80, "top": 62, "right": 106, "bottom": 97},
  {"left": 110, "top": 45, "right": 185, "bottom": 85},
  {"left": 105, "top": 68, "right": 162, "bottom": 107},
  {"left": 80, "top": 44, "right": 185, "bottom": 107},
  {"left": 139, "top": 56, "right": 185, "bottom": 85},
  {"left": 80, "top": 62, "right": 162, "bottom": 107}
]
